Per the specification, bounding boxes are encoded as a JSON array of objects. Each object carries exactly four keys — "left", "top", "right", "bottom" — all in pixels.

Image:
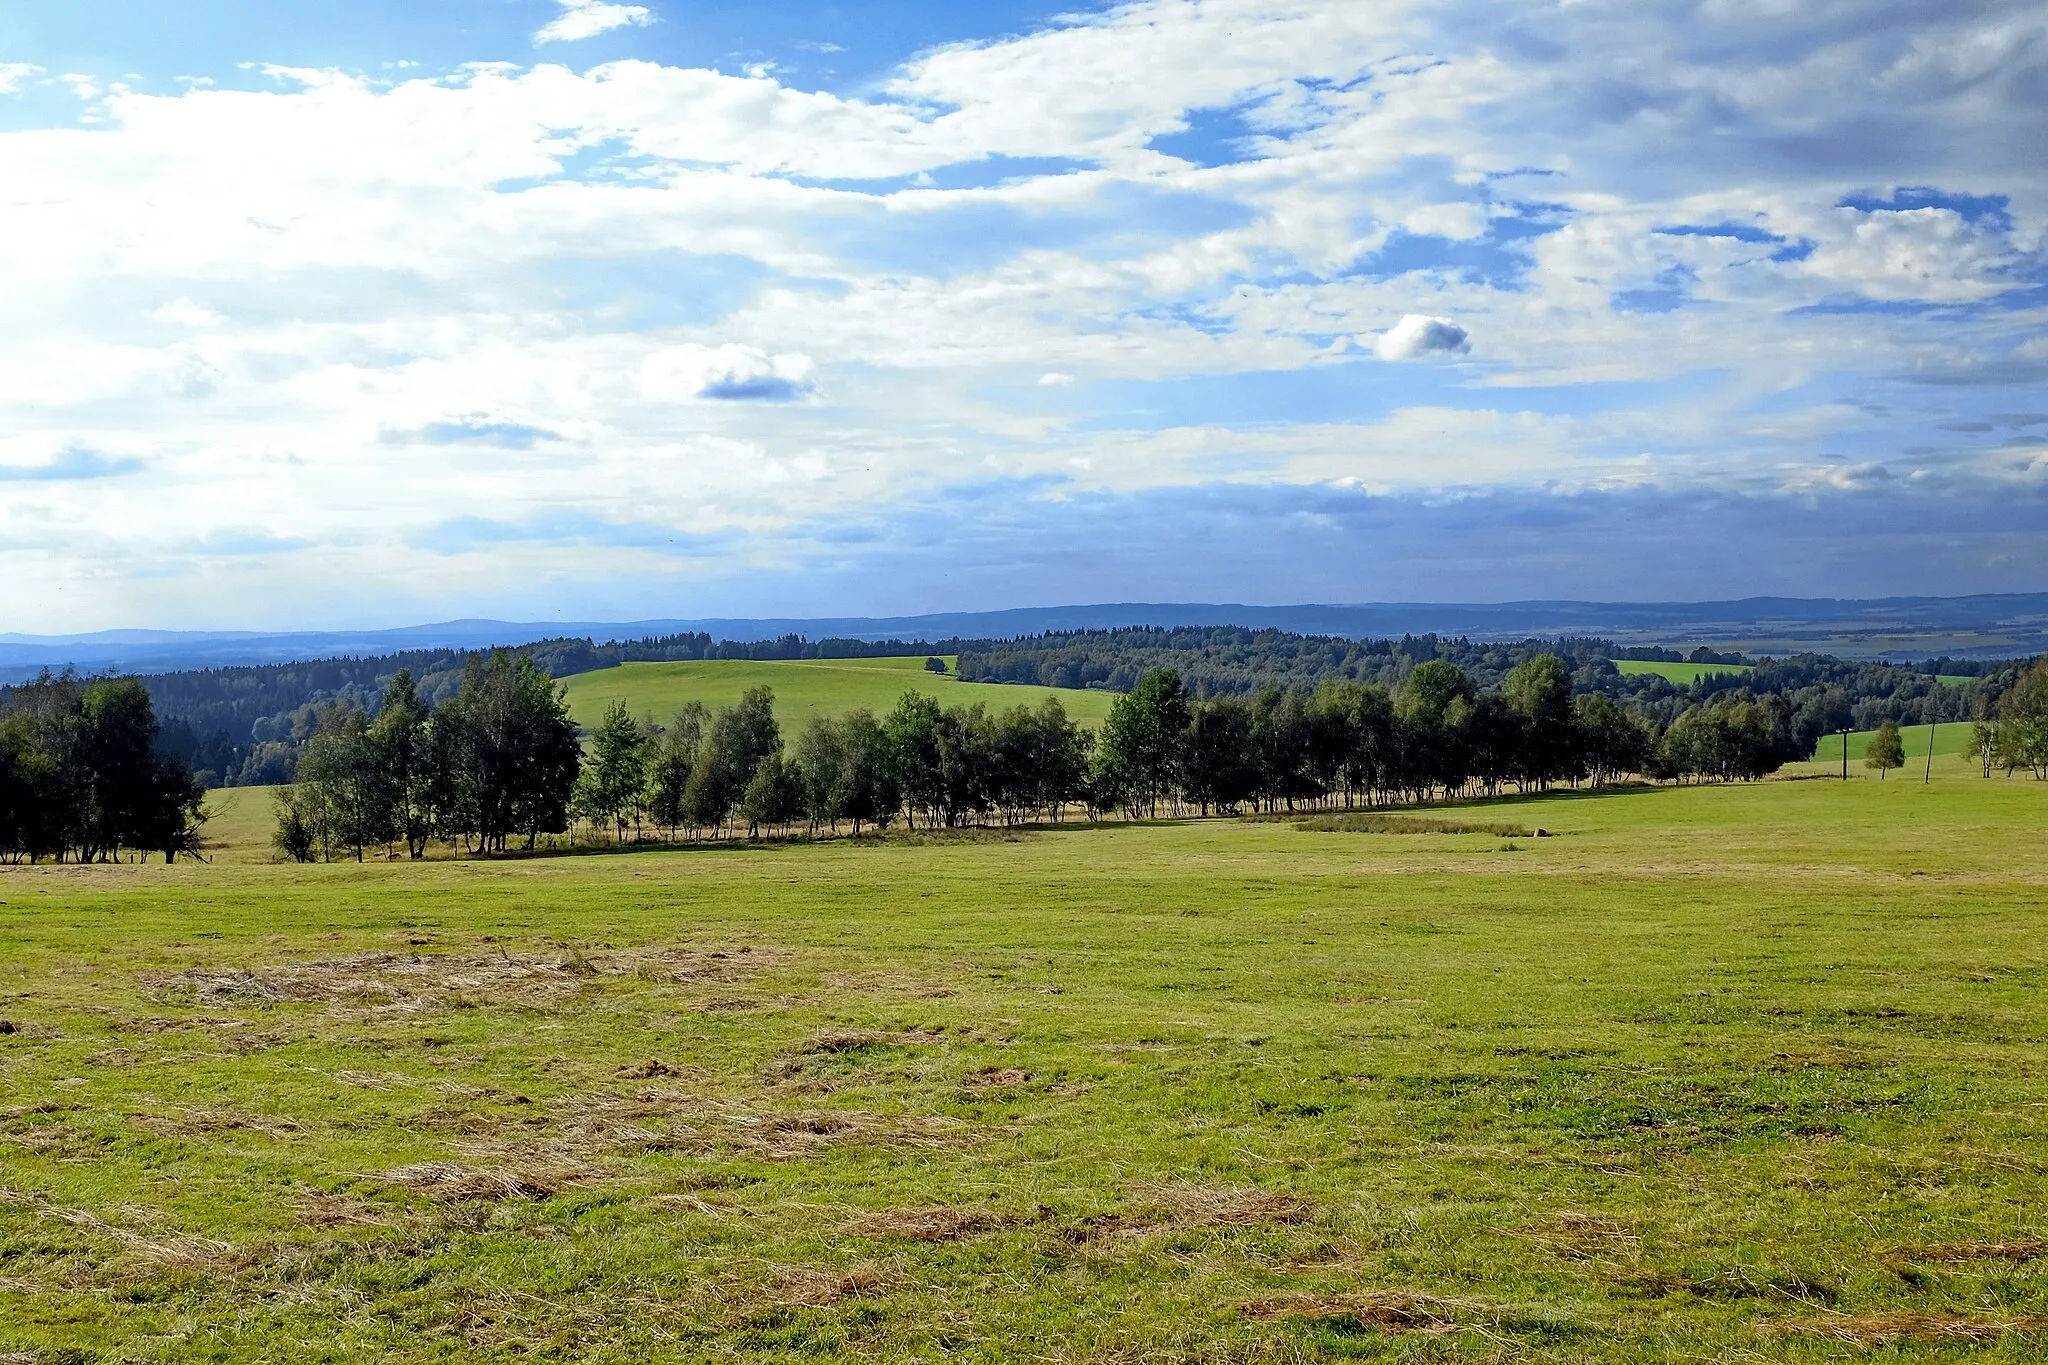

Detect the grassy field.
[
  {"left": 6, "top": 771, "right": 2048, "bottom": 1361},
  {"left": 559, "top": 657, "right": 1118, "bottom": 732},
  {"left": 1613, "top": 660, "right": 1753, "bottom": 684},
  {"left": 1810, "top": 719, "right": 1978, "bottom": 767}
]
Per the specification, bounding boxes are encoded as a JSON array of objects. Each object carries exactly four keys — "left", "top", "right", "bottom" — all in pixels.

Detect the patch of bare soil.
[
  {"left": 142, "top": 945, "right": 783, "bottom": 1016},
  {"left": 844, "top": 1205, "right": 1003, "bottom": 1241},
  {"left": 772, "top": 1263, "right": 895, "bottom": 1306},
  {"left": 1783, "top": 1312, "right": 2048, "bottom": 1344},
  {"left": 1240, "top": 1291, "right": 1472, "bottom": 1335}
]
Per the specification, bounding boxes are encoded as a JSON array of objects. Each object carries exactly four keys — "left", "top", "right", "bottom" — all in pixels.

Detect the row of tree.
[
  {"left": 0, "top": 676, "right": 207, "bottom": 863},
  {"left": 278, "top": 652, "right": 1832, "bottom": 860}
]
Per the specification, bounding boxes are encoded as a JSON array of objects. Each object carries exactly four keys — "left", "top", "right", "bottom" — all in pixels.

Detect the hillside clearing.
[{"left": 559, "top": 656, "right": 1118, "bottom": 731}]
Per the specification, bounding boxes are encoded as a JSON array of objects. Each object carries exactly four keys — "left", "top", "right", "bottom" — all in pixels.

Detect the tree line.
[
  {"left": 277, "top": 651, "right": 1833, "bottom": 861},
  {"left": 0, "top": 675, "right": 207, "bottom": 863},
  {"left": 20, "top": 622, "right": 2029, "bottom": 805}
]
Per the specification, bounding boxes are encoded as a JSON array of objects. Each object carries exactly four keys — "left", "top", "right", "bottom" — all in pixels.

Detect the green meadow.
[
  {"left": 1811, "top": 719, "right": 1978, "bottom": 766},
  {"left": 6, "top": 764, "right": 2048, "bottom": 1361},
  {"left": 1612, "top": 659, "right": 1753, "bottom": 684},
  {"left": 559, "top": 657, "right": 1119, "bottom": 732}
]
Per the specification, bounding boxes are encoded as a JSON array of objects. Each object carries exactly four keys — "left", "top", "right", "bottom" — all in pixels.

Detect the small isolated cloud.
[
  {"left": 0, "top": 63, "right": 42, "bottom": 96},
  {"left": 642, "top": 344, "right": 816, "bottom": 402},
  {"left": 150, "top": 298, "right": 225, "bottom": 327},
  {"left": 1374, "top": 314, "right": 1471, "bottom": 361},
  {"left": 0, "top": 448, "right": 144, "bottom": 482},
  {"left": 1038, "top": 372, "right": 1076, "bottom": 387},
  {"left": 534, "top": 0, "right": 653, "bottom": 45}
]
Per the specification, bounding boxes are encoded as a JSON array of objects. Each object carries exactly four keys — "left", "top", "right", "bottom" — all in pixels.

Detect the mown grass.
[
  {"left": 559, "top": 657, "right": 1117, "bottom": 731},
  {"left": 4, "top": 771, "right": 2048, "bottom": 1361},
  {"left": 1812, "top": 719, "right": 1978, "bottom": 766},
  {"left": 1612, "top": 660, "right": 1753, "bottom": 684}
]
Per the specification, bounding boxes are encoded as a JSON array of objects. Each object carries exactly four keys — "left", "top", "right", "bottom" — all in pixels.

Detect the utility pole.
[
  {"left": 1925, "top": 719, "right": 1936, "bottom": 784},
  {"left": 1841, "top": 728, "right": 1850, "bottom": 780}
]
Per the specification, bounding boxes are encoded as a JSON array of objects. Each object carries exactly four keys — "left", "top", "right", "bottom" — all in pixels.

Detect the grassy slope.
[
  {"left": 559, "top": 656, "right": 1118, "bottom": 731},
  {"left": 1811, "top": 719, "right": 1977, "bottom": 765},
  {"left": 1613, "top": 659, "right": 1753, "bottom": 683},
  {"left": 5, "top": 773, "right": 2048, "bottom": 1360}
]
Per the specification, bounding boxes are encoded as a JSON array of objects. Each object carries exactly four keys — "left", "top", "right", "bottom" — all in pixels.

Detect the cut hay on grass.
[
  {"left": 1291, "top": 813, "right": 1540, "bottom": 836},
  {"left": 1137, "top": 1182, "right": 1314, "bottom": 1228},
  {"left": 376, "top": 1160, "right": 591, "bottom": 1202},
  {"left": 1239, "top": 1290, "right": 1472, "bottom": 1335},
  {"left": 1782, "top": 1312, "right": 2048, "bottom": 1344},
  {"left": 964, "top": 1066, "right": 1031, "bottom": 1087},
  {"left": 772, "top": 1263, "right": 895, "bottom": 1306},
  {"left": 844, "top": 1205, "right": 1003, "bottom": 1241},
  {"left": 1890, "top": 1239, "right": 2048, "bottom": 1263},
  {"left": 142, "top": 945, "right": 780, "bottom": 1016}
]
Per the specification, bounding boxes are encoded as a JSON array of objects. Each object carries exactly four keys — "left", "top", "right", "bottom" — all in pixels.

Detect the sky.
[{"left": 0, "top": 0, "right": 2043, "bottom": 631}]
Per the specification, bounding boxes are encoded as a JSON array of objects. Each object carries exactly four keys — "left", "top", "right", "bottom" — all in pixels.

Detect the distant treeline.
[
  {"left": 11, "top": 623, "right": 2034, "bottom": 795},
  {"left": 109, "top": 632, "right": 979, "bottom": 788},
  {"left": 279, "top": 651, "right": 1829, "bottom": 862},
  {"left": 0, "top": 676, "right": 206, "bottom": 863},
  {"left": 954, "top": 627, "right": 2009, "bottom": 731}
]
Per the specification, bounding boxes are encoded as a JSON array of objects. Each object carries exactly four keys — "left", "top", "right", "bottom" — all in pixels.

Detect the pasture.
[
  {"left": 5, "top": 770, "right": 2048, "bottom": 1361},
  {"left": 1612, "top": 659, "right": 1753, "bottom": 684},
  {"left": 559, "top": 657, "right": 1118, "bottom": 732},
  {"left": 1810, "top": 719, "right": 1977, "bottom": 767}
]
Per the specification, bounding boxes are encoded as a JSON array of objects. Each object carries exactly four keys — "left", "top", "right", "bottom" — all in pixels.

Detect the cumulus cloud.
[
  {"left": 0, "top": 447, "right": 144, "bottom": 482},
  {"left": 1373, "top": 314, "right": 1471, "bottom": 361},
  {"left": 149, "top": 298, "right": 225, "bottom": 327},
  {"left": 641, "top": 345, "right": 817, "bottom": 402},
  {"left": 0, "top": 63, "right": 42, "bottom": 96},
  {"left": 0, "top": 0, "right": 2041, "bottom": 626},
  {"left": 534, "top": 0, "right": 653, "bottom": 45},
  {"left": 1038, "top": 372, "right": 1076, "bottom": 387}
]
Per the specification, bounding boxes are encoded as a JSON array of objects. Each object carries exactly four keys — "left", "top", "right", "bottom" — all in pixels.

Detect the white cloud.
[
  {"left": 534, "top": 0, "right": 653, "bottom": 46},
  {"left": 641, "top": 344, "right": 817, "bottom": 402},
  {"left": 149, "top": 298, "right": 226, "bottom": 328},
  {"left": 0, "top": 63, "right": 41, "bottom": 95},
  {"left": 0, "top": 0, "right": 2041, "bottom": 626},
  {"left": 1373, "top": 314, "right": 1470, "bottom": 361}
]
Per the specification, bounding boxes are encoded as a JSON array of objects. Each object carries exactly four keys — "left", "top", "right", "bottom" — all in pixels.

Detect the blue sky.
[{"left": 0, "top": 0, "right": 2043, "bottom": 629}]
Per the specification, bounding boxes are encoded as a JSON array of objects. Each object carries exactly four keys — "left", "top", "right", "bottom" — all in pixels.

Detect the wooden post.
[
  {"left": 1841, "top": 729, "right": 1849, "bottom": 781},
  {"left": 1925, "top": 720, "right": 1935, "bottom": 784}
]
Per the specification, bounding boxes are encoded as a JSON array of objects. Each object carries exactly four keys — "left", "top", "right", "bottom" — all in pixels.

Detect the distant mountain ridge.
[{"left": 5, "top": 593, "right": 2048, "bottom": 682}]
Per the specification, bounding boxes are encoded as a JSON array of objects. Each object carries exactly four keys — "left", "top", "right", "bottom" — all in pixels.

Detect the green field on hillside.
[
  {"left": 560, "top": 657, "right": 1118, "bottom": 731},
  {"left": 1809, "top": 719, "right": 1977, "bottom": 767},
  {"left": 7, "top": 769, "right": 2048, "bottom": 1360},
  {"left": 1612, "top": 659, "right": 1753, "bottom": 684}
]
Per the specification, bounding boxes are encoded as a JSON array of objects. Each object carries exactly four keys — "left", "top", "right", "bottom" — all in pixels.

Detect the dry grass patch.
[
  {"left": 376, "top": 1159, "right": 591, "bottom": 1202},
  {"left": 965, "top": 1066, "right": 1031, "bottom": 1087},
  {"left": 1508, "top": 1210, "right": 1641, "bottom": 1262},
  {"left": 1240, "top": 1290, "right": 1471, "bottom": 1335},
  {"left": 1891, "top": 1239, "right": 2048, "bottom": 1263},
  {"left": 1783, "top": 1311, "right": 2048, "bottom": 1344},
  {"left": 844, "top": 1205, "right": 1003, "bottom": 1241},
  {"left": 1139, "top": 1182, "right": 1314, "bottom": 1228},
  {"left": 772, "top": 1262, "right": 895, "bottom": 1306},
  {"left": 142, "top": 945, "right": 783, "bottom": 1017}
]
